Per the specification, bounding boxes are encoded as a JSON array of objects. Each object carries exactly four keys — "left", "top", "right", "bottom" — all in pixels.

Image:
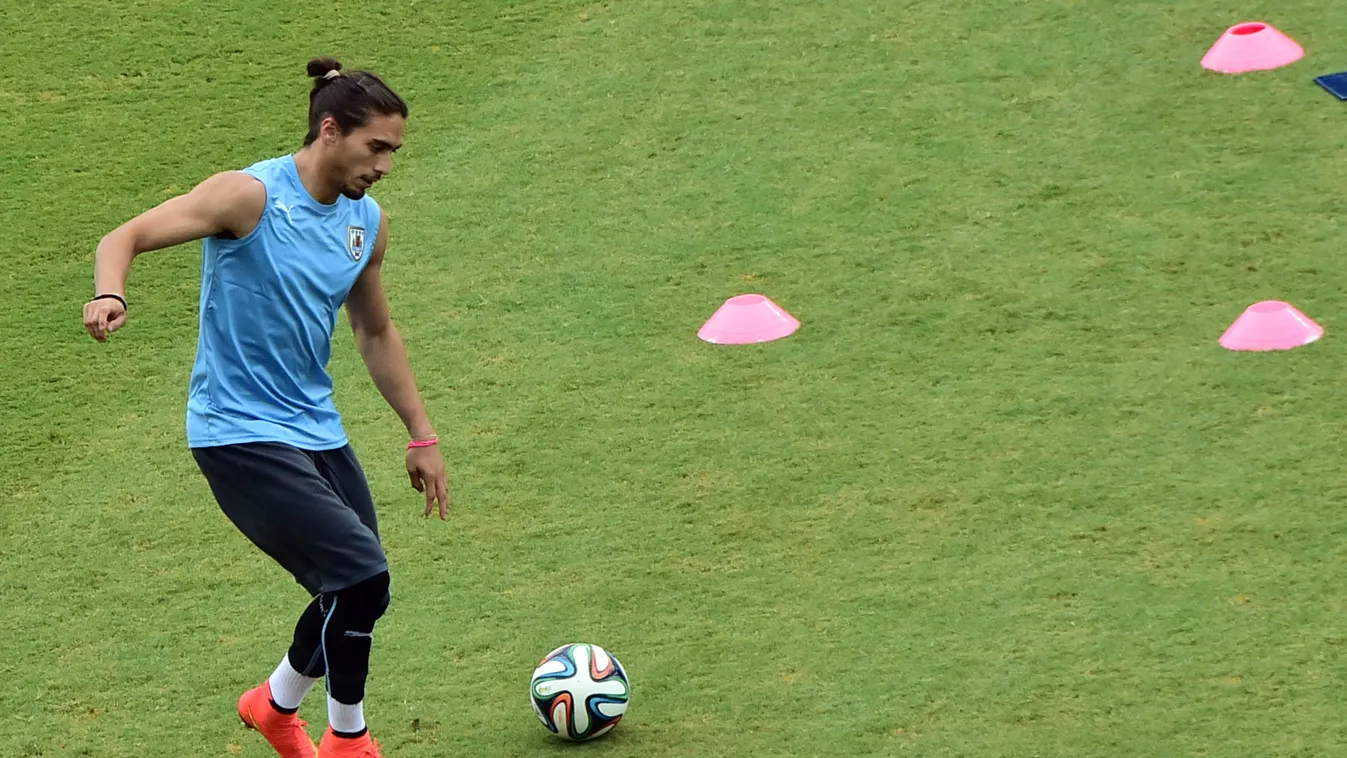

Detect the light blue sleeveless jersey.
[{"left": 187, "top": 154, "right": 381, "bottom": 450}]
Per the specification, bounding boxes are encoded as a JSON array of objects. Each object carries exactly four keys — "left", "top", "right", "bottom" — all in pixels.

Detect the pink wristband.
[{"left": 407, "top": 436, "right": 439, "bottom": 449}]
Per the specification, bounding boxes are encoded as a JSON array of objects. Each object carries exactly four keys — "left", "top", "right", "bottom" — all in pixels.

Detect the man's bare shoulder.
[
  {"left": 192, "top": 171, "right": 267, "bottom": 238},
  {"left": 196, "top": 171, "right": 266, "bottom": 203}
]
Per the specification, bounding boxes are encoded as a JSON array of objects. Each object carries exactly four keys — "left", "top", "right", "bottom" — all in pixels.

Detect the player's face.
[{"left": 335, "top": 114, "right": 405, "bottom": 200}]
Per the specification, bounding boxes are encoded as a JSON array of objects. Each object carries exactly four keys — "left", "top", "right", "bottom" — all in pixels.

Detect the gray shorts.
[{"left": 191, "top": 442, "right": 389, "bottom": 596}]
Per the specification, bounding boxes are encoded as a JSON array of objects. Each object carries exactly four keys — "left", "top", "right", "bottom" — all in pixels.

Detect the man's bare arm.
[
  {"left": 85, "top": 171, "right": 266, "bottom": 342},
  {"left": 346, "top": 211, "right": 451, "bottom": 518},
  {"left": 93, "top": 171, "right": 266, "bottom": 298}
]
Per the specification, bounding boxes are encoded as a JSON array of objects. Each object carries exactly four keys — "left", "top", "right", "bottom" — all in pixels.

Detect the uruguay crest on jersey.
[{"left": 347, "top": 225, "right": 366, "bottom": 261}]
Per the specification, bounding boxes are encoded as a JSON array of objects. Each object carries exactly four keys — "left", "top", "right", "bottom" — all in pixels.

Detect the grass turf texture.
[{"left": 4, "top": 0, "right": 1347, "bottom": 755}]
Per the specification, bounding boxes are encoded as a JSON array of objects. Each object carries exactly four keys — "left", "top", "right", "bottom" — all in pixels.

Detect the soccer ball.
[{"left": 529, "top": 643, "right": 630, "bottom": 740}]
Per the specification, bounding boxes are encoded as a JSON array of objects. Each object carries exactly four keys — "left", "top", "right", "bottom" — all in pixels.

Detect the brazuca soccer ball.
[{"left": 529, "top": 643, "right": 630, "bottom": 740}]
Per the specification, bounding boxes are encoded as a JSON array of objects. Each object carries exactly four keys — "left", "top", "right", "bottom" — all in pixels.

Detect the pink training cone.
[
  {"left": 1201, "top": 22, "right": 1303, "bottom": 74},
  {"left": 698, "top": 294, "right": 800, "bottom": 345},
  {"left": 1219, "top": 301, "right": 1322, "bottom": 351}
]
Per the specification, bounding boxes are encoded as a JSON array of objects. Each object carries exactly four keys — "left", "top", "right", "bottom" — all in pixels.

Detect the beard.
[{"left": 341, "top": 174, "right": 375, "bottom": 201}]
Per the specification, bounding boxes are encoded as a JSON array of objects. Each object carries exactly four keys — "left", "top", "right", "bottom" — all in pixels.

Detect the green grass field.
[{"left": 6, "top": 0, "right": 1347, "bottom": 755}]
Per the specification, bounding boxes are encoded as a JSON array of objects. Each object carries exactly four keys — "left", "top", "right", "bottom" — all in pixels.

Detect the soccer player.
[{"left": 80, "top": 57, "right": 448, "bottom": 758}]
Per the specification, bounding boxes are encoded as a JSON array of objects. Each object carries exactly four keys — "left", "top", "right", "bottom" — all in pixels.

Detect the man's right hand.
[
  {"left": 83, "top": 297, "right": 127, "bottom": 342},
  {"left": 84, "top": 170, "right": 266, "bottom": 344}
]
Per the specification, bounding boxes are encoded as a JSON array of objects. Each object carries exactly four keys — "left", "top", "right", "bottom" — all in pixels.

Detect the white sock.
[
  {"left": 267, "top": 656, "right": 320, "bottom": 711},
  {"left": 328, "top": 696, "right": 366, "bottom": 735}
]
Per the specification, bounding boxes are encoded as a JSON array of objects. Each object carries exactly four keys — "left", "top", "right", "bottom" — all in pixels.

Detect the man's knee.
[{"left": 331, "top": 570, "right": 390, "bottom": 628}]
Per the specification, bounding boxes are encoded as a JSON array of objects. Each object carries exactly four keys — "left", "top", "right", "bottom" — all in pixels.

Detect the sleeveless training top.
[{"left": 186, "top": 154, "right": 381, "bottom": 450}]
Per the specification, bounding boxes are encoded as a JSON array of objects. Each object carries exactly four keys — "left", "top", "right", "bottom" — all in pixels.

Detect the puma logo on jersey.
[{"left": 273, "top": 200, "right": 294, "bottom": 223}]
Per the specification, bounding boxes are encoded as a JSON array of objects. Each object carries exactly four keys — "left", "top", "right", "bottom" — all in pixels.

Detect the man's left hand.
[{"left": 407, "top": 445, "right": 451, "bottom": 520}]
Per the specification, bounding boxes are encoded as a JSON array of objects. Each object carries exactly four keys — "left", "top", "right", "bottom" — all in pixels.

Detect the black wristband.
[{"left": 94, "top": 293, "right": 127, "bottom": 310}]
